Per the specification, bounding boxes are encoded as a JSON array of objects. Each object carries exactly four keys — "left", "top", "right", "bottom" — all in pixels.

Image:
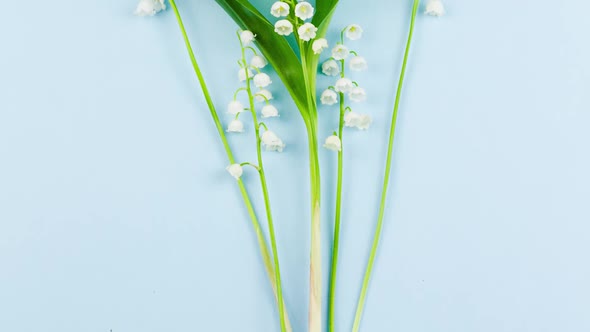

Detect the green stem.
[
  {"left": 328, "top": 58, "right": 347, "bottom": 332},
  {"left": 240, "top": 36, "right": 287, "bottom": 332},
  {"left": 169, "top": 2, "right": 291, "bottom": 331},
  {"left": 299, "top": 41, "right": 322, "bottom": 332},
  {"left": 352, "top": 1, "right": 420, "bottom": 331}
]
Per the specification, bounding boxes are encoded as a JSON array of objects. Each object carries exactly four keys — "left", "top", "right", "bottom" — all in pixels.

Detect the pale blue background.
[{"left": 1, "top": 0, "right": 589, "bottom": 331}]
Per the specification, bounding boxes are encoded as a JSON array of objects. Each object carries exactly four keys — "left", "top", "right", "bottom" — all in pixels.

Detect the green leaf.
[{"left": 215, "top": 0, "right": 340, "bottom": 121}]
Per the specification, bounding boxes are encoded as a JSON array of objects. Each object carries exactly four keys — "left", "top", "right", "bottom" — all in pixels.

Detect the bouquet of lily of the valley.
[{"left": 134, "top": 0, "right": 446, "bottom": 330}]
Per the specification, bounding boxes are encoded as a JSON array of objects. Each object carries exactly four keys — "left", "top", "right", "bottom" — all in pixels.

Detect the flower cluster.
[
  {"left": 270, "top": 1, "right": 320, "bottom": 43},
  {"left": 318, "top": 24, "right": 371, "bottom": 151},
  {"left": 226, "top": 30, "right": 286, "bottom": 179}
]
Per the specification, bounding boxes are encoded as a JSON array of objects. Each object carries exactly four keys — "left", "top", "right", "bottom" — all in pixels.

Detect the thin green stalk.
[
  {"left": 328, "top": 57, "right": 347, "bottom": 332},
  {"left": 352, "top": 1, "right": 420, "bottom": 331},
  {"left": 169, "top": 2, "right": 291, "bottom": 331},
  {"left": 240, "top": 38, "right": 287, "bottom": 332}
]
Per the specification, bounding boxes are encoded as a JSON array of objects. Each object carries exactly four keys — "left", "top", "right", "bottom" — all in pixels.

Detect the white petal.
[
  {"left": 270, "top": 1, "right": 290, "bottom": 17},
  {"left": 323, "top": 135, "right": 342, "bottom": 151},
  {"left": 226, "top": 164, "right": 243, "bottom": 179},
  {"left": 425, "top": 0, "right": 445, "bottom": 16},
  {"left": 295, "top": 2, "right": 315, "bottom": 20},
  {"left": 344, "top": 24, "right": 363, "bottom": 40}
]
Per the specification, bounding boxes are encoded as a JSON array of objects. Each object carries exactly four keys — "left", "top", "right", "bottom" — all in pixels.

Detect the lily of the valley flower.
[
  {"left": 322, "top": 59, "right": 340, "bottom": 76},
  {"left": 228, "top": 100, "right": 245, "bottom": 114},
  {"left": 261, "top": 105, "right": 280, "bottom": 118},
  {"left": 250, "top": 55, "right": 267, "bottom": 69},
  {"left": 334, "top": 78, "right": 354, "bottom": 93},
  {"left": 320, "top": 89, "right": 338, "bottom": 105},
  {"left": 270, "top": 1, "right": 290, "bottom": 17},
  {"left": 274, "top": 20, "right": 294, "bottom": 36},
  {"left": 254, "top": 73, "right": 272, "bottom": 88},
  {"left": 298, "top": 23, "right": 318, "bottom": 42},
  {"left": 226, "top": 164, "right": 244, "bottom": 179},
  {"left": 295, "top": 1, "right": 315, "bottom": 20},
  {"left": 134, "top": 0, "right": 166, "bottom": 16},
  {"left": 344, "top": 112, "right": 372, "bottom": 130},
  {"left": 240, "top": 30, "right": 256, "bottom": 45},
  {"left": 344, "top": 24, "right": 363, "bottom": 40},
  {"left": 331, "top": 44, "right": 349, "bottom": 61},
  {"left": 238, "top": 68, "right": 253, "bottom": 81},
  {"left": 425, "top": 0, "right": 445, "bottom": 17},
  {"left": 349, "top": 87, "right": 367, "bottom": 102},
  {"left": 323, "top": 135, "right": 342, "bottom": 151},
  {"left": 227, "top": 119, "right": 245, "bottom": 133},
  {"left": 261, "top": 130, "right": 285, "bottom": 152},
  {"left": 312, "top": 38, "right": 329, "bottom": 55},
  {"left": 256, "top": 89, "right": 274, "bottom": 103},
  {"left": 349, "top": 55, "right": 368, "bottom": 71}
]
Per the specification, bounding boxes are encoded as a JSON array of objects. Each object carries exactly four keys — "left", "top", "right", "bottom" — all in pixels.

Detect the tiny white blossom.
[
  {"left": 331, "top": 44, "right": 349, "bottom": 61},
  {"left": 344, "top": 112, "right": 372, "bottom": 130},
  {"left": 228, "top": 100, "right": 245, "bottom": 114},
  {"left": 295, "top": 1, "right": 315, "bottom": 20},
  {"left": 334, "top": 78, "right": 353, "bottom": 93},
  {"left": 349, "top": 87, "right": 367, "bottom": 102},
  {"left": 261, "top": 130, "right": 285, "bottom": 152},
  {"left": 344, "top": 24, "right": 363, "bottom": 40},
  {"left": 250, "top": 55, "right": 267, "bottom": 69},
  {"left": 425, "top": 0, "right": 445, "bottom": 17},
  {"left": 323, "top": 135, "right": 342, "bottom": 151},
  {"left": 349, "top": 56, "right": 368, "bottom": 71},
  {"left": 134, "top": 0, "right": 166, "bottom": 16},
  {"left": 261, "top": 104, "right": 279, "bottom": 118},
  {"left": 256, "top": 89, "right": 273, "bottom": 103},
  {"left": 275, "top": 20, "right": 294, "bottom": 36},
  {"left": 270, "top": 1, "right": 290, "bottom": 17},
  {"left": 253, "top": 73, "right": 272, "bottom": 88},
  {"left": 227, "top": 119, "right": 245, "bottom": 133},
  {"left": 226, "top": 164, "right": 244, "bottom": 179},
  {"left": 312, "top": 38, "right": 329, "bottom": 54},
  {"left": 240, "top": 30, "right": 256, "bottom": 45},
  {"left": 320, "top": 89, "right": 338, "bottom": 106},
  {"left": 321, "top": 59, "right": 340, "bottom": 76},
  {"left": 298, "top": 23, "right": 318, "bottom": 42},
  {"left": 238, "top": 68, "right": 253, "bottom": 81}
]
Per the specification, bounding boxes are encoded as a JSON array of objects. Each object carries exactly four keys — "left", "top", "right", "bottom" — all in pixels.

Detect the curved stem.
[
  {"left": 169, "top": 2, "right": 291, "bottom": 331},
  {"left": 240, "top": 36, "right": 287, "bottom": 332},
  {"left": 352, "top": 1, "right": 420, "bottom": 331}
]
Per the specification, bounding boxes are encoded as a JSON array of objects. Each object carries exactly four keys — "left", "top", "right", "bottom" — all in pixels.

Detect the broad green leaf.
[{"left": 215, "top": 0, "right": 340, "bottom": 121}]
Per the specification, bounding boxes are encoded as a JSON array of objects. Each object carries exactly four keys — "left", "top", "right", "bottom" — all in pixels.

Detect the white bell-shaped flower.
[
  {"left": 238, "top": 68, "right": 253, "bottom": 81},
  {"left": 312, "top": 38, "right": 329, "bottom": 55},
  {"left": 275, "top": 20, "right": 294, "bottom": 36},
  {"left": 321, "top": 59, "right": 340, "bottom": 76},
  {"left": 295, "top": 1, "right": 315, "bottom": 20},
  {"left": 240, "top": 30, "right": 256, "bottom": 45},
  {"left": 226, "top": 164, "right": 244, "bottom": 179},
  {"left": 250, "top": 55, "right": 267, "bottom": 69},
  {"left": 256, "top": 89, "right": 274, "bottom": 103},
  {"left": 261, "top": 130, "right": 286, "bottom": 152},
  {"left": 323, "top": 135, "right": 342, "bottom": 151},
  {"left": 331, "top": 44, "right": 349, "bottom": 61},
  {"left": 344, "top": 112, "right": 372, "bottom": 130},
  {"left": 349, "top": 55, "right": 368, "bottom": 71},
  {"left": 425, "top": 0, "right": 445, "bottom": 17},
  {"left": 334, "top": 78, "right": 353, "bottom": 93},
  {"left": 320, "top": 89, "right": 338, "bottom": 106},
  {"left": 228, "top": 100, "right": 245, "bottom": 114},
  {"left": 349, "top": 87, "right": 367, "bottom": 102},
  {"left": 227, "top": 119, "right": 245, "bottom": 133},
  {"left": 261, "top": 105, "right": 280, "bottom": 118},
  {"left": 134, "top": 0, "right": 166, "bottom": 16},
  {"left": 298, "top": 23, "right": 318, "bottom": 41},
  {"left": 270, "top": 1, "right": 290, "bottom": 17},
  {"left": 344, "top": 24, "right": 363, "bottom": 40},
  {"left": 253, "top": 73, "right": 272, "bottom": 88}
]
